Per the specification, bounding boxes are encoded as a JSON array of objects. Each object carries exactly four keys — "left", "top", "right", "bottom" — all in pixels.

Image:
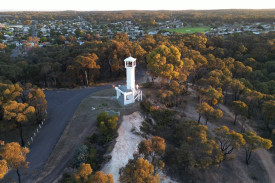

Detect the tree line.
[
  {"left": 1, "top": 10, "right": 275, "bottom": 25},
  {"left": 1, "top": 32, "right": 275, "bottom": 91}
]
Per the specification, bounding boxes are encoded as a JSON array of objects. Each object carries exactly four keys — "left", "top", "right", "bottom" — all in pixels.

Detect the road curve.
[
  {"left": 22, "top": 84, "right": 112, "bottom": 182},
  {"left": 17, "top": 69, "right": 146, "bottom": 182}
]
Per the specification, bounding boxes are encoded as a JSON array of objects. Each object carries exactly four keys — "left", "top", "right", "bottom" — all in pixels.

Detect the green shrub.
[
  {"left": 99, "top": 121, "right": 108, "bottom": 135},
  {"left": 151, "top": 109, "right": 175, "bottom": 126},
  {"left": 99, "top": 135, "right": 113, "bottom": 145},
  {"left": 97, "top": 112, "right": 118, "bottom": 136},
  {"left": 106, "top": 115, "right": 118, "bottom": 130},
  {"left": 140, "top": 99, "right": 153, "bottom": 113},
  {"left": 72, "top": 145, "right": 89, "bottom": 168},
  {"left": 58, "top": 173, "right": 74, "bottom": 183},
  {"left": 140, "top": 121, "right": 151, "bottom": 134},
  {"left": 87, "top": 134, "right": 98, "bottom": 145},
  {"left": 97, "top": 112, "right": 109, "bottom": 125}
]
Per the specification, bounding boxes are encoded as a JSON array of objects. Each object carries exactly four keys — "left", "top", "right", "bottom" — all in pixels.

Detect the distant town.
[{"left": 1, "top": 14, "right": 275, "bottom": 58}]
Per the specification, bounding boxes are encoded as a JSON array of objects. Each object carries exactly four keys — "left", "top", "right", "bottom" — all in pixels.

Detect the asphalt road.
[
  {"left": 18, "top": 69, "right": 146, "bottom": 182},
  {"left": 22, "top": 84, "right": 112, "bottom": 182},
  {"left": 32, "top": 22, "right": 37, "bottom": 37},
  {"left": 10, "top": 46, "right": 20, "bottom": 58}
]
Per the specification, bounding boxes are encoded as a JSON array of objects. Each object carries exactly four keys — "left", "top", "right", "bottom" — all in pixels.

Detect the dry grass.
[{"left": 90, "top": 88, "right": 116, "bottom": 97}]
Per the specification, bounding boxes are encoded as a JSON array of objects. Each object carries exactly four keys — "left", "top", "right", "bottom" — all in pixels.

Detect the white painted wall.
[{"left": 126, "top": 67, "right": 135, "bottom": 90}]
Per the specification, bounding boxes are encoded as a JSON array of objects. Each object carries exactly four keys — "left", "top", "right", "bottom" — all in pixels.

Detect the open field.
[{"left": 166, "top": 26, "right": 211, "bottom": 33}]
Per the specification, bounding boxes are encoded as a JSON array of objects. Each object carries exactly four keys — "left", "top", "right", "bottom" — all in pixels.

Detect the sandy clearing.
[
  {"left": 102, "top": 112, "right": 145, "bottom": 183},
  {"left": 102, "top": 111, "right": 178, "bottom": 183}
]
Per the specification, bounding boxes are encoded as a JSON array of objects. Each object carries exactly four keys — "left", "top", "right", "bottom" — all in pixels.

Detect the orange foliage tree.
[
  {"left": 74, "top": 163, "right": 93, "bottom": 182},
  {"left": 3, "top": 101, "right": 35, "bottom": 146},
  {"left": 119, "top": 158, "right": 160, "bottom": 183},
  {"left": 74, "top": 53, "right": 100, "bottom": 86},
  {"left": 0, "top": 142, "right": 29, "bottom": 183},
  {"left": 28, "top": 88, "right": 47, "bottom": 123},
  {"left": 88, "top": 171, "right": 114, "bottom": 183}
]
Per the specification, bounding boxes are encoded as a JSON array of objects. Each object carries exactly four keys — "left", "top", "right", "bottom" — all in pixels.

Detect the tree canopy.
[
  {"left": 119, "top": 158, "right": 160, "bottom": 183},
  {"left": 243, "top": 130, "right": 272, "bottom": 164}
]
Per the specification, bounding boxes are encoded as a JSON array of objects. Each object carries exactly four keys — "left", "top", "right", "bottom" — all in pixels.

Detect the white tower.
[
  {"left": 124, "top": 56, "right": 136, "bottom": 90},
  {"left": 114, "top": 55, "right": 142, "bottom": 105}
]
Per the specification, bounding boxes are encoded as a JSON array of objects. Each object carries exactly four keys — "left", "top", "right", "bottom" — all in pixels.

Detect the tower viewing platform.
[{"left": 114, "top": 56, "right": 142, "bottom": 105}]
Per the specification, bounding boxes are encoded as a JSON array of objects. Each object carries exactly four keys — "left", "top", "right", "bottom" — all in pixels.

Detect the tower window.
[{"left": 126, "top": 61, "right": 132, "bottom": 67}]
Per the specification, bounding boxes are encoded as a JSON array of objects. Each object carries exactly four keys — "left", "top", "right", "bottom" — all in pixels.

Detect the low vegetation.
[{"left": 59, "top": 111, "right": 119, "bottom": 183}]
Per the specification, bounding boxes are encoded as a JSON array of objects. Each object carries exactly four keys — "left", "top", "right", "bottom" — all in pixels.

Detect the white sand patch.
[
  {"left": 102, "top": 112, "right": 144, "bottom": 183},
  {"left": 102, "top": 111, "right": 178, "bottom": 183}
]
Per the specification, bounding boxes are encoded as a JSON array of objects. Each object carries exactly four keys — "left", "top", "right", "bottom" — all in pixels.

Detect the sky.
[{"left": 1, "top": 0, "right": 275, "bottom": 11}]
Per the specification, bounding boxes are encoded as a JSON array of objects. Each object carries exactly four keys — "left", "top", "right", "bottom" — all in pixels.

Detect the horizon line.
[{"left": 1, "top": 8, "right": 275, "bottom": 12}]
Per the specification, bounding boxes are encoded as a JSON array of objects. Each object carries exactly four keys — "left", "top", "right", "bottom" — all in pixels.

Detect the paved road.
[
  {"left": 22, "top": 85, "right": 112, "bottom": 182},
  {"left": 10, "top": 46, "right": 20, "bottom": 58},
  {"left": 17, "top": 69, "right": 146, "bottom": 182},
  {"left": 32, "top": 21, "right": 37, "bottom": 37}
]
